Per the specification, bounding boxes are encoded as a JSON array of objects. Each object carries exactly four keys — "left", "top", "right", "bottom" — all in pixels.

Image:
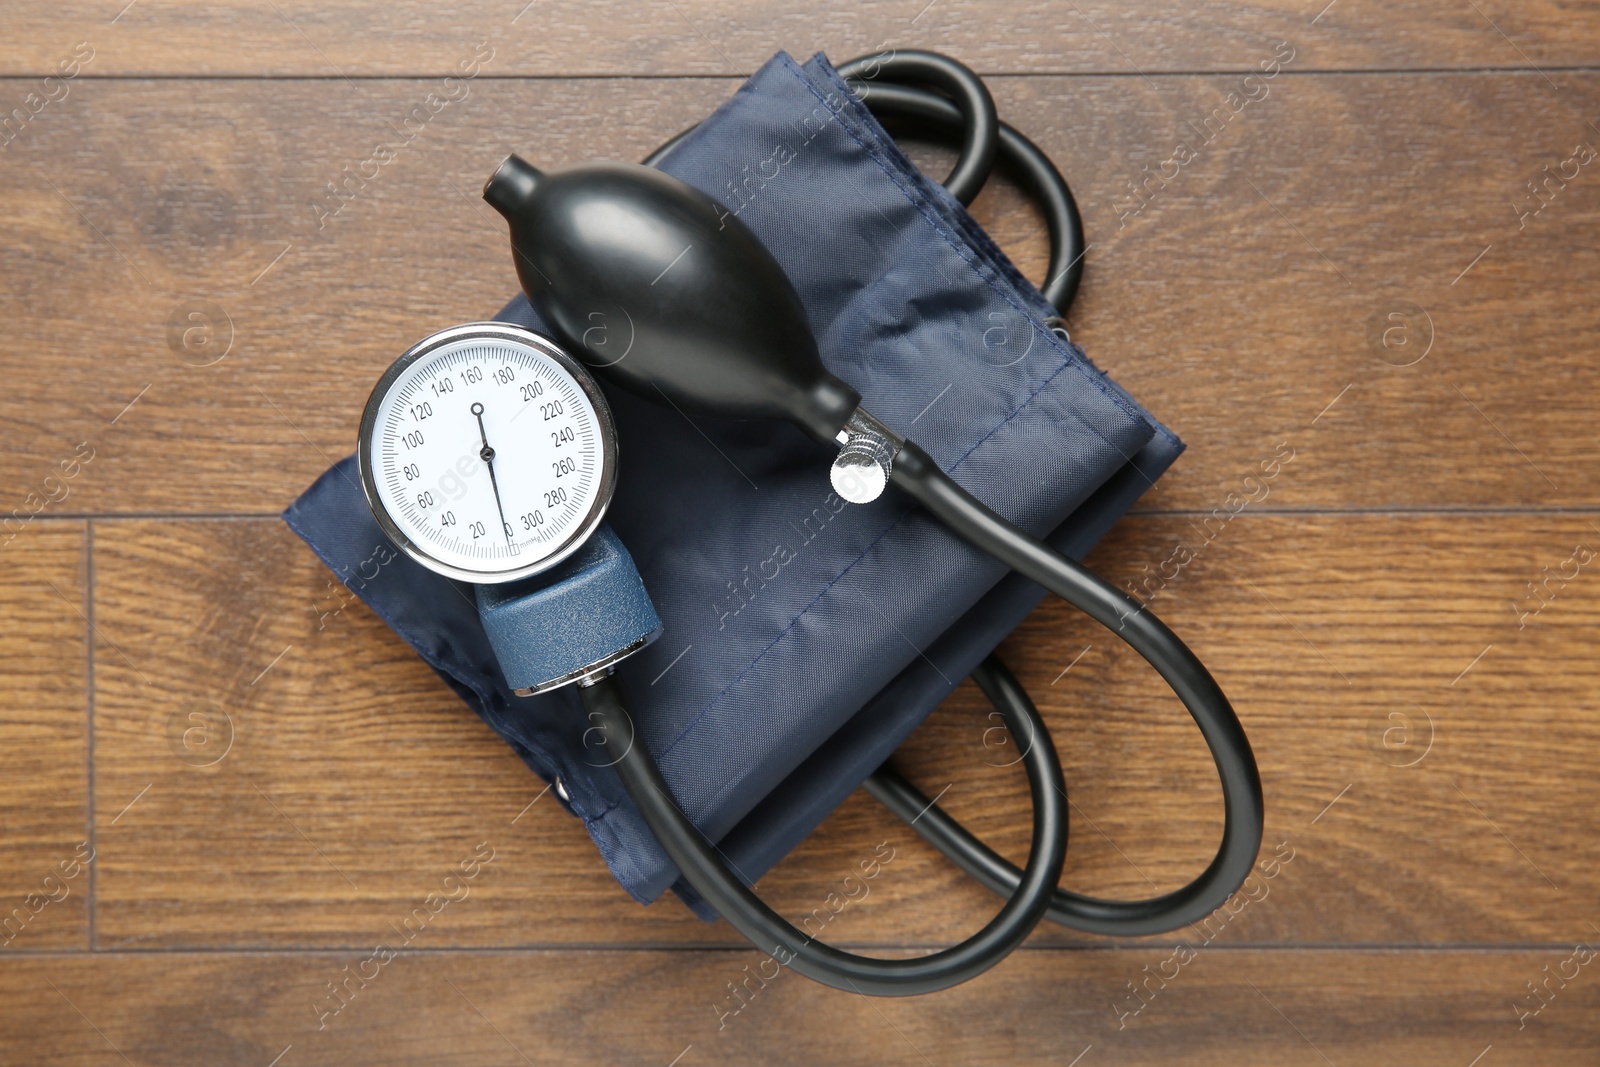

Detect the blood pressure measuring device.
[
  {"left": 359, "top": 324, "right": 664, "bottom": 696},
  {"left": 357, "top": 51, "right": 1262, "bottom": 996}
]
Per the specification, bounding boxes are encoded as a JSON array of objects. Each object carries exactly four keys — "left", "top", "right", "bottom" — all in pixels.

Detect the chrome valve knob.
[{"left": 830, "top": 409, "right": 904, "bottom": 504}]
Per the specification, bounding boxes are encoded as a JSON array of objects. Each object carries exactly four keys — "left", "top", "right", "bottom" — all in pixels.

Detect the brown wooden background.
[{"left": 3, "top": 1, "right": 1599, "bottom": 1063}]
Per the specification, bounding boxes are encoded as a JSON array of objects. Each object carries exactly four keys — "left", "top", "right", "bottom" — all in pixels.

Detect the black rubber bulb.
[{"left": 484, "top": 155, "right": 860, "bottom": 445}]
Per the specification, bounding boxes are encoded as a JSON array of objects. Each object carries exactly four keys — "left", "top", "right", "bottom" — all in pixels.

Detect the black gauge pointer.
[{"left": 472, "top": 402, "right": 513, "bottom": 546}]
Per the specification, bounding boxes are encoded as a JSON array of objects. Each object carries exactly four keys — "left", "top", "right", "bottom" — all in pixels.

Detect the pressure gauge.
[{"left": 358, "top": 322, "right": 617, "bottom": 585}]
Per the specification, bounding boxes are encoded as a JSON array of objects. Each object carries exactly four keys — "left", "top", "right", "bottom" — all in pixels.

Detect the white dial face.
[{"left": 363, "top": 330, "right": 612, "bottom": 582}]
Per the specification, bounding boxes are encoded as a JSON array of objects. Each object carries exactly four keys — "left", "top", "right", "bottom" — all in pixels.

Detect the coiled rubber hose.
[
  {"left": 604, "top": 48, "right": 1263, "bottom": 987},
  {"left": 582, "top": 655, "right": 1067, "bottom": 995}
]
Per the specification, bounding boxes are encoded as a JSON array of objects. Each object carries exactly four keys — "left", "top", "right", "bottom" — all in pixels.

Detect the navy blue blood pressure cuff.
[{"left": 285, "top": 51, "right": 1183, "bottom": 917}]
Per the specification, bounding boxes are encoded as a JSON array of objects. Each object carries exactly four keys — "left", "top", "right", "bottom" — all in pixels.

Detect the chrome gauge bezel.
[{"left": 357, "top": 322, "right": 619, "bottom": 585}]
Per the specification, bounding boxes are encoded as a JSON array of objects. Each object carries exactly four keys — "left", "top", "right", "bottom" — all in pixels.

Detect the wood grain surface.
[
  {"left": 81, "top": 514, "right": 1600, "bottom": 951},
  {"left": 2, "top": 1, "right": 1598, "bottom": 1063},
  {"left": 0, "top": 523, "right": 88, "bottom": 951},
  {"left": 3, "top": 1, "right": 1600, "bottom": 76},
  {"left": 5, "top": 949, "right": 1596, "bottom": 1065},
  {"left": 2, "top": 71, "right": 1598, "bottom": 514}
]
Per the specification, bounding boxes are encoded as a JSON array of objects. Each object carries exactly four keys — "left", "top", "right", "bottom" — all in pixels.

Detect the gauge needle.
[{"left": 471, "top": 402, "right": 513, "bottom": 545}]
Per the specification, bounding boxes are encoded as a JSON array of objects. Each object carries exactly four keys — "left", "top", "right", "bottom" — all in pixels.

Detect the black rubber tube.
[
  {"left": 639, "top": 46, "right": 1256, "bottom": 941},
  {"left": 581, "top": 655, "right": 1068, "bottom": 996},
  {"left": 882, "top": 443, "right": 1265, "bottom": 935},
  {"left": 826, "top": 58, "right": 1251, "bottom": 933}
]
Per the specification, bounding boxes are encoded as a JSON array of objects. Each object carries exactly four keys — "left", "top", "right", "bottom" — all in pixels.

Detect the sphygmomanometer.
[{"left": 289, "top": 49, "right": 1262, "bottom": 995}]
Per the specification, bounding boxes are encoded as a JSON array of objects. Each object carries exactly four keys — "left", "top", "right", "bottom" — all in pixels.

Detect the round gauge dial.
[{"left": 358, "top": 323, "right": 617, "bottom": 584}]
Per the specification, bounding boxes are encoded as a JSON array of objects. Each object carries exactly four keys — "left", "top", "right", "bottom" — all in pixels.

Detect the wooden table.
[{"left": 3, "top": 3, "right": 1597, "bottom": 1063}]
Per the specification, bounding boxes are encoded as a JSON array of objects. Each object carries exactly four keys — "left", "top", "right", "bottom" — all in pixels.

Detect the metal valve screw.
[{"left": 831, "top": 429, "right": 896, "bottom": 503}]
